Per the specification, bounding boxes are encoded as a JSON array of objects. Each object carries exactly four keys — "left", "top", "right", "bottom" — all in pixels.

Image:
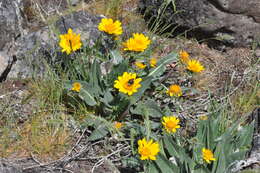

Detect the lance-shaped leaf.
[
  {"left": 148, "top": 52, "right": 177, "bottom": 78},
  {"left": 110, "top": 50, "right": 123, "bottom": 64},
  {"left": 154, "top": 153, "right": 179, "bottom": 172},
  {"left": 131, "top": 76, "right": 153, "bottom": 103},
  {"left": 88, "top": 125, "right": 108, "bottom": 141},
  {"left": 79, "top": 87, "right": 97, "bottom": 106},
  {"left": 89, "top": 59, "right": 103, "bottom": 95}
]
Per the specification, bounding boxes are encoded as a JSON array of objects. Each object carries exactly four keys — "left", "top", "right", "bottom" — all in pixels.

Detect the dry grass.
[
  {"left": 0, "top": 79, "right": 72, "bottom": 160},
  {"left": 0, "top": 113, "right": 71, "bottom": 160},
  {"left": 83, "top": 0, "right": 147, "bottom": 33},
  {"left": 231, "top": 81, "right": 260, "bottom": 116},
  {"left": 153, "top": 37, "right": 258, "bottom": 94},
  {"left": 20, "top": 112, "right": 71, "bottom": 160},
  {"left": 142, "top": 36, "right": 259, "bottom": 121}
]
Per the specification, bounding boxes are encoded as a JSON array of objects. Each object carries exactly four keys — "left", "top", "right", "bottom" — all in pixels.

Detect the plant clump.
[{"left": 28, "top": 17, "right": 254, "bottom": 172}]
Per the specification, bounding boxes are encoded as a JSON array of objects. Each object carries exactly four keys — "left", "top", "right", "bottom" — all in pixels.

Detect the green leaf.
[
  {"left": 88, "top": 125, "right": 108, "bottom": 141},
  {"left": 163, "top": 135, "right": 195, "bottom": 167},
  {"left": 64, "top": 81, "right": 97, "bottom": 106},
  {"left": 64, "top": 81, "right": 75, "bottom": 90},
  {"left": 130, "top": 99, "right": 163, "bottom": 118},
  {"left": 79, "top": 87, "right": 97, "bottom": 106},
  {"left": 154, "top": 153, "right": 179, "bottom": 172},
  {"left": 148, "top": 52, "right": 177, "bottom": 78},
  {"left": 212, "top": 143, "right": 226, "bottom": 173},
  {"left": 131, "top": 76, "right": 153, "bottom": 103},
  {"left": 107, "top": 60, "right": 128, "bottom": 85},
  {"left": 89, "top": 59, "right": 102, "bottom": 95},
  {"left": 214, "top": 121, "right": 239, "bottom": 143},
  {"left": 163, "top": 136, "right": 179, "bottom": 157},
  {"left": 100, "top": 89, "right": 114, "bottom": 107},
  {"left": 145, "top": 99, "right": 164, "bottom": 118},
  {"left": 110, "top": 50, "right": 123, "bottom": 64},
  {"left": 195, "top": 120, "right": 208, "bottom": 147},
  {"left": 147, "top": 161, "right": 160, "bottom": 173},
  {"left": 122, "top": 157, "right": 140, "bottom": 170},
  {"left": 227, "top": 150, "right": 247, "bottom": 165},
  {"left": 193, "top": 164, "right": 211, "bottom": 173},
  {"left": 237, "top": 122, "right": 254, "bottom": 148},
  {"left": 130, "top": 103, "right": 145, "bottom": 115}
]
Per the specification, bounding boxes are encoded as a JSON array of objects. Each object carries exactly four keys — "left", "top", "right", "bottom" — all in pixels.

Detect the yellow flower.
[
  {"left": 149, "top": 58, "right": 157, "bottom": 68},
  {"left": 135, "top": 61, "right": 146, "bottom": 69},
  {"left": 202, "top": 148, "right": 216, "bottom": 164},
  {"left": 114, "top": 72, "right": 142, "bottom": 96},
  {"left": 162, "top": 116, "right": 180, "bottom": 133},
  {"left": 166, "top": 84, "right": 182, "bottom": 97},
  {"left": 179, "top": 50, "right": 190, "bottom": 64},
  {"left": 138, "top": 138, "right": 160, "bottom": 160},
  {"left": 123, "top": 33, "right": 151, "bottom": 52},
  {"left": 114, "top": 122, "right": 123, "bottom": 129},
  {"left": 71, "top": 82, "right": 81, "bottom": 92},
  {"left": 59, "top": 28, "right": 82, "bottom": 55},
  {"left": 98, "top": 18, "right": 123, "bottom": 35},
  {"left": 187, "top": 59, "right": 205, "bottom": 73},
  {"left": 199, "top": 115, "right": 208, "bottom": 120}
]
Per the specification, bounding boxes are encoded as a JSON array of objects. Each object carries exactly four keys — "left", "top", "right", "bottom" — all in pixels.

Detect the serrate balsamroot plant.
[
  {"left": 59, "top": 17, "right": 177, "bottom": 141},
  {"left": 57, "top": 18, "right": 254, "bottom": 173}
]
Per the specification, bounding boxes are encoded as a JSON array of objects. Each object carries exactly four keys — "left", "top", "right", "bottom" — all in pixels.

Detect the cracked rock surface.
[
  {"left": 139, "top": 0, "right": 260, "bottom": 47},
  {"left": 0, "top": 1, "right": 102, "bottom": 80},
  {"left": 0, "top": 0, "right": 24, "bottom": 51}
]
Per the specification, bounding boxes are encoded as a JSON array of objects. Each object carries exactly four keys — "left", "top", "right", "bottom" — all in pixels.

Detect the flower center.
[
  {"left": 170, "top": 87, "right": 179, "bottom": 93},
  {"left": 106, "top": 23, "right": 115, "bottom": 32},
  {"left": 135, "top": 39, "right": 144, "bottom": 46},
  {"left": 124, "top": 79, "right": 135, "bottom": 90},
  {"left": 204, "top": 151, "right": 212, "bottom": 159},
  {"left": 190, "top": 64, "right": 196, "bottom": 69},
  {"left": 140, "top": 147, "right": 151, "bottom": 156},
  {"left": 166, "top": 120, "right": 176, "bottom": 129}
]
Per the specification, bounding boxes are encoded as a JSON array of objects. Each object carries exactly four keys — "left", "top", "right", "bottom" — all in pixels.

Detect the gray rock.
[
  {"left": 0, "top": 0, "right": 24, "bottom": 50},
  {"left": 6, "top": 27, "right": 57, "bottom": 78},
  {"left": 0, "top": 160, "right": 22, "bottom": 173},
  {"left": 55, "top": 11, "right": 102, "bottom": 45},
  {"left": 0, "top": 52, "right": 8, "bottom": 75},
  {"left": 139, "top": 0, "right": 260, "bottom": 47},
  {"left": 0, "top": 10, "right": 103, "bottom": 79}
]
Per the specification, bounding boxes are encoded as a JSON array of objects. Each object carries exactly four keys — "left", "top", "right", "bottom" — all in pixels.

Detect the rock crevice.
[{"left": 139, "top": 0, "right": 260, "bottom": 47}]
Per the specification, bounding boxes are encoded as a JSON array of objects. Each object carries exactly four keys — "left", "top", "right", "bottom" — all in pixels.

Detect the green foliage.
[
  {"left": 56, "top": 19, "right": 255, "bottom": 173},
  {"left": 150, "top": 110, "right": 254, "bottom": 173}
]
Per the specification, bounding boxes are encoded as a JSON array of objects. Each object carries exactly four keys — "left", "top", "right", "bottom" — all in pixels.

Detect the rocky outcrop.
[
  {"left": 0, "top": 0, "right": 101, "bottom": 80},
  {"left": 0, "top": 9, "right": 102, "bottom": 79},
  {"left": 0, "top": 0, "right": 24, "bottom": 50},
  {"left": 0, "top": 0, "right": 25, "bottom": 80},
  {"left": 139, "top": 0, "right": 260, "bottom": 47}
]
